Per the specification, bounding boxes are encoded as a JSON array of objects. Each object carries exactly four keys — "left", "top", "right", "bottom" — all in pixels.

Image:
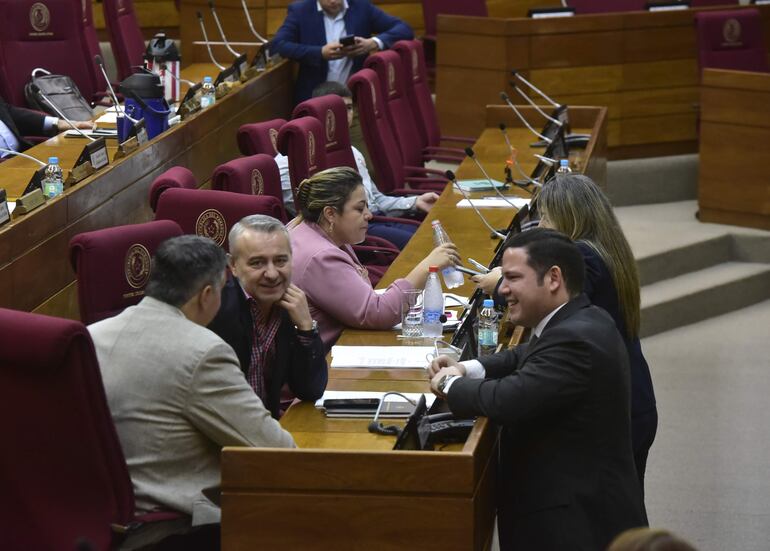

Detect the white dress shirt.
[
  {"left": 0, "top": 116, "right": 58, "bottom": 158},
  {"left": 318, "top": 1, "right": 383, "bottom": 85}
]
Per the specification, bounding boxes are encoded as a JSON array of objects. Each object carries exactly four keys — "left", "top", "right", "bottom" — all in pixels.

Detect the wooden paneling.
[
  {"left": 435, "top": 5, "right": 770, "bottom": 156},
  {"left": 92, "top": 0, "right": 179, "bottom": 35}
]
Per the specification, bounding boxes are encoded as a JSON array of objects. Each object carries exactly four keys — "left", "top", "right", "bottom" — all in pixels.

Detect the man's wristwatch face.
[{"left": 437, "top": 374, "right": 450, "bottom": 394}]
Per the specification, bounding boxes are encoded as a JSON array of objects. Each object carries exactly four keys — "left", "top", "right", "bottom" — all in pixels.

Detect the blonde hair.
[
  {"left": 608, "top": 527, "right": 697, "bottom": 551},
  {"left": 288, "top": 166, "right": 362, "bottom": 228},
  {"left": 537, "top": 174, "right": 641, "bottom": 337}
]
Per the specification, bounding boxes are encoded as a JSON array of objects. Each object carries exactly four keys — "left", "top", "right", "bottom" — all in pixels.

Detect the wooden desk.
[
  {"left": 0, "top": 62, "right": 293, "bottom": 318},
  {"left": 220, "top": 105, "right": 606, "bottom": 550},
  {"left": 435, "top": 5, "right": 770, "bottom": 158},
  {"left": 698, "top": 68, "right": 770, "bottom": 231}
]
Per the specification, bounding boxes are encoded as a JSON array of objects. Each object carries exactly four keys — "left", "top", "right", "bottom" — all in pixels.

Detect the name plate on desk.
[
  {"left": 215, "top": 65, "right": 238, "bottom": 86},
  {"left": 73, "top": 137, "right": 109, "bottom": 171},
  {"left": 65, "top": 161, "right": 95, "bottom": 186},
  {"left": 14, "top": 188, "right": 45, "bottom": 216},
  {"left": 646, "top": 1, "right": 689, "bottom": 11},
  {"left": 114, "top": 136, "right": 138, "bottom": 160},
  {"left": 133, "top": 119, "right": 148, "bottom": 146},
  {"left": 232, "top": 54, "right": 248, "bottom": 79},
  {"left": 22, "top": 166, "right": 47, "bottom": 196},
  {"left": 0, "top": 189, "right": 10, "bottom": 226},
  {"left": 528, "top": 7, "right": 575, "bottom": 18}
]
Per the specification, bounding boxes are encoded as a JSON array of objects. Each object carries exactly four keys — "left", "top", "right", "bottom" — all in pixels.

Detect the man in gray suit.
[{"left": 89, "top": 235, "right": 295, "bottom": 549}]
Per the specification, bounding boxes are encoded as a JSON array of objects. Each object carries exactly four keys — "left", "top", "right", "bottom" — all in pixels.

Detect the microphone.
[
  {"left": 367, "top": 392, "right": 417, "bottom": 436},
  {"left": 208, "top": 0, "right": 243, "bottom": 58},
  {"left": 446, "top": 170, "right": 507, "bottom": 240},
  {"left": 0, "top": 148, "right": 46, "bottom": 165},
  {"left": 32, "top": 86, "right": 95, "bottom": 142},
  {"left": 510, "top": 84, "right": 562, "bottom": 127},
  {"left": 464, "top": 147, "right": 519, "bottom": 208},
  {"left": 241, "top": 0, "right": 269, "bottom": 44},
  {"left": 163, "top": 69, "right": 197, "bottom": 87},
  {"left": 534, "top": 154, "right": 557, "bottom": 166},
  {"left": 94, "top": 55, "right": 139, "bottom": 123},
  {"left": 196, "top": 11, "right": 226, "bottom": 70},
  {"left": 499, "top": 92, "right": 551, "bottom": 143},
  {"left": 498, "top": 123, "right": 541, "bottom": 192},
  {"left": 511, "top": 70, "right": 560, "bottom": 108}
]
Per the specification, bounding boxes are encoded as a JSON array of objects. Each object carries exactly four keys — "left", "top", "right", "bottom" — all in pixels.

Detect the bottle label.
[
  {"left": 423, "top": 310, "right": 442, "bottom": 324},
  {"left": 478, "top": 328, "right": 498, "bottom": 346}
]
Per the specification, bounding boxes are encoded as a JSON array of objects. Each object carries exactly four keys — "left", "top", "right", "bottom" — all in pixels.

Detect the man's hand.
[
  {"left": 429, "top": 365, "right": 465, "bottom": 397},
  {"left": 279, "top": 284, "right": 314, "bottom": 331},
  {"left": 322, "top": 42, "right": 346, "bottom": 60},
  {"left": 58, "top": 120, "right": 95, "bottom": 132},
  {"left": 415, "top": 192, "right": 439, "bottom": 213},
  {"left": 427, "top": 355, "right": 465, "bottom": 378},
  {"left": 343, "top": 37, "right": 379, "bottom": 58}
]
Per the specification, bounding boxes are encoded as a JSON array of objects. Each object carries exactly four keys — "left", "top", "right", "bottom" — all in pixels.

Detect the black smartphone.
[
  {"left": 455, "top": 265, "right": 484, "bottom": 277},
  {"left": 339, "top": 35, "right": 356, "bottom": 47},
  {"left": 323, "top": 398, "right": 380, "bottom": 410}
]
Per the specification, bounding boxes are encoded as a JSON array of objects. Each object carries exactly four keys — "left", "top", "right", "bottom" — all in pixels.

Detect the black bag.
[{"left": 24, "top": 68, "right": 93, "bottom": 121}]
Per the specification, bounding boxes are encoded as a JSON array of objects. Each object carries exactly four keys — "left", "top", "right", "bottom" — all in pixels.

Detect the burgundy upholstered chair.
[
  {"left": 694, "top": 8, "right": 770, "bottom": 74},
  {"left": 69, "top": 220, "right": 184, "bottom": 325},
  {"left": 393, "top": 40, "right": 473, "bottom": 163},
  {"left": 0, "top": 308, "right": 183, "bottom": 550},
  {"left": 148, "top": 166, "right": 198, "bottom": 212},
  {"left": 421, "top": 0, "right": 487, "bottom": 79},
  {"left": 102, "top": 0, "right": 147, "bottom": 81},
  {"left": 212, "top": 154, "right": 288, "bottom": 222},
  {"left": 154, "top": 188, "right": 284, "bottom": 252},
  {"left": 237, "top": 118, "right": 287, "bottom": 156},
  {"left": 348, "top": 69, "right": 447, "bottom": 195},
  {"left": 566, "top": 0, "right": 645, "bottom": 14},
  {"left": 276, "top": 116, "right": 327, "bottom": 205},
  {"left": 293, "top": 94, "right": 357, "bottom": 169},
  {"left": 80, "top": 0, "right": 108, "bottom": 92},
  {"left": 0, "top": 0, "right": 100, "bottom": 107}
]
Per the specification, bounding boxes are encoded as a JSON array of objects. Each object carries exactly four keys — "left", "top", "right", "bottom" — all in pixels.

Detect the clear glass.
[{"left": 401, "top": 289, "right": 424, "bottom": 338}]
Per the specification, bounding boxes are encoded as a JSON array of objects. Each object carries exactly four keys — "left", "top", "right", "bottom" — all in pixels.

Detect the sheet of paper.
[
  {"left": 330, "top": 345, "right": 434, "bottom": 369},
  {"left": 8, "top": 202, "right": 15, "bottom": 214},
  {"left": 454, "top": 179, "right": 505, "bottom": 191},
  {"left": 96, "top": 111, "right": 119, "bottom": 124},
  {"left": 456, "top": 197, "right": 530, "bottom": 209},
  {"left": 314, "top": 390, "right": 436, "bottom": 408}
]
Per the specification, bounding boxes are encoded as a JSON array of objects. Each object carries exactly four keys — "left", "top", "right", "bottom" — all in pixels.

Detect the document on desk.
[
  {"left": 456, "top": 197, "right": 530, "bottom": 209},
  {"left": 315, "top": 391, "right": 436, "bottom": 417},
  {"left": 330, "top": 346, "right": 433, "bottom": 369}
]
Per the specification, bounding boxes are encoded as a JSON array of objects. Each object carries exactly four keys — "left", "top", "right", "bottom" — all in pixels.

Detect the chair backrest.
[
  {"left": 348, "top": 68, "right": 408, "bottom": 194},
  {"left": 148, "top": 166, "right": 198, "bottom": 212},
  {"left": 0, "top": 0, "right": 99, "bottom": 106},
  {"left": 393, "top": 39, "right": 440, "bottom": 149},
  {"left": 237, "top": 118, "right": 287, "bottom": 156},
  {"left": 292, "top": 94, "right": 357, "bottom": 170},
  {"left": 276, "top": 116, "right": 328, "bottom": 205},
  {"left": 694, "top": 8, "right": 770, "bottom": 74},
  {"left": 422, "top": 0, "right": 487, "bottom": 39},
  {"left": 69, "top": 220, "right": 184, "bottom": 325},
  {"left": 80, "top": 0, "right": 107, "bottom": 91},
  {"left": 567, "top": 0, "right": 645, "bottom": 14},
  {"left": 0, "top": 308, "right": 134, "bottom": 550},
  {"left": 212, "top": 154, "right": 288, "bottom": 223},
  {"left": 154, "top": 188, "right": 284, "bottom": 251},
  {"left": 364, "top": 50, "right": 425, "bottom": 168},
  {"left": 102, "top": 0, "right": 146, "bottom": 81}
]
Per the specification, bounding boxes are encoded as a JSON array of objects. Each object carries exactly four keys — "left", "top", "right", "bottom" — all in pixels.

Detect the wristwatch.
[
  {"left": 437, "top": 374, "right": 451, "bottom": 395},
  {"left": 296, "top": 319, "right": 318, "bottom": 334}
]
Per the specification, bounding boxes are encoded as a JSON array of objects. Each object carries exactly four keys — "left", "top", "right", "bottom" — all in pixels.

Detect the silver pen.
[{"left": 468, "top": 258, "right": 490, "bottom": 274}]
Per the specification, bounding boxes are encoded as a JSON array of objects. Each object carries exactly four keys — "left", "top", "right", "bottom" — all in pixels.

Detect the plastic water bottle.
[
  {"left": 556, "top": 158, "right": 571, "bottom": 174},
  {"left": 478, "top": 299, "right": 499, "bottom": 356},
  {"left": 200, "top": 76, "right": 216, "bottom": 109},
  {"left": 431, "top": 220, "right": 464, "bottom": 289},
  {"left": 422, "top": 266, "right": 444, "bottom": 338},
  {"left": 41, "top": 156, "right": 64, "bottom": 198}
]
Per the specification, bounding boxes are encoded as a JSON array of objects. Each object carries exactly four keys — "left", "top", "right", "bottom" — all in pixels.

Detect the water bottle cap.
[
  {"left": 48, "top": 156, "right": 59, "bottom": 164},
  {"left": 431, "top": 220, "right": 441, "bottom": 226},
  {"left": 428, "top": 265, "right": 439, "bottom": 272},
  {"left": 203, "top": 76, "right": 212, "bottom": 83},
  {"left": 483, "top": 299, "right": 494, "bottom": 308},
  {"left": 559, "top": 159, "right": 569, "bottom": 166}
]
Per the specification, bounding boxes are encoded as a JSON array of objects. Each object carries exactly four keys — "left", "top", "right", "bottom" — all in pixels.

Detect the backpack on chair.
[{"left": 24, "top": 68, "right": 93, "bottom": 121}]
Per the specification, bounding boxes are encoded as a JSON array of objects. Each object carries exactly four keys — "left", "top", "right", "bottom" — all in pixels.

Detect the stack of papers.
[
  {"left": 456, "top": 197, "right": 530, "bottom": 209},
  {"left": 330, "top": 346, "right": 433, "bottom": 369},
  {"left": 454, "top": 179, "right": 506, "bottom": 192}
]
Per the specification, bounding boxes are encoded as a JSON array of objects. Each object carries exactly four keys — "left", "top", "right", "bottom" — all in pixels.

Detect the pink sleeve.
[{"left": 301, "top": 248, "right": 414, "bottom": 330}]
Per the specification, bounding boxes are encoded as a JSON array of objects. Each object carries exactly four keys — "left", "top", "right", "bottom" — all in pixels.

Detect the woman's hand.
[
  {"left": 471, "top": 266, "right": 502, "bottom": 295},
  {"left": 422, "top": 243, "right": 460, "bottom": 271}
]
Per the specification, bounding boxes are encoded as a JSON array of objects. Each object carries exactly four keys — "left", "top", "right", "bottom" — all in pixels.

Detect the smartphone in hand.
[{"left": 339, "top": 35, "right": 356, "bottom": 47}]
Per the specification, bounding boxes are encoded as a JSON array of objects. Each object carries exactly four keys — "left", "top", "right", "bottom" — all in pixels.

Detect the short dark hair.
[
  {"left": 312, "top": 80, "right": 352, "bottom": 99},
  {"left": 144, "top": 235, "right": 227, "bottom": 307},
  {"left": 506, "top": 228, "right": 585, "bottom": 297}
]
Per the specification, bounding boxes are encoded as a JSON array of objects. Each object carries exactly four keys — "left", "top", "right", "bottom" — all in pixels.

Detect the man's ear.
[{"left": 547, "top": 266, "right": 564, "bottom": 293}]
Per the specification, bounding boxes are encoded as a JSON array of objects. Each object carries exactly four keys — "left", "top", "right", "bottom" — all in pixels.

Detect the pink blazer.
[{"left": 289, "top": 221, "right": 414, "bottom": 349}]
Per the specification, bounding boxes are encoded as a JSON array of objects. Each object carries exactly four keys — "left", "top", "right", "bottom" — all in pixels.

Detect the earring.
[{"left": 324, "top": 220, "right": 335, "bottom": 237}]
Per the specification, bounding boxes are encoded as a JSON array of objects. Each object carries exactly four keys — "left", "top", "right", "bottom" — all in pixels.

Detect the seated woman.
[
  {"left": 288, "top": 167, "right": 459, "bottom": 349},
  {"left": 473, "top": 174, "right": 657, "bottom": 499}
]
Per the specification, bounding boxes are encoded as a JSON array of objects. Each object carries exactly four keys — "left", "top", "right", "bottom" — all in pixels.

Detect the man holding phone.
[{"left": 271, "top": 0, "right": 413, "bottom": 104}]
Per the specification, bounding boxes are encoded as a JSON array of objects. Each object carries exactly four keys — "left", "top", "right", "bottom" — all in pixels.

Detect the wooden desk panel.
[
  {"left": 435, "top": 5, "right": 770, "bottom": 158},
  {"left": 0, "top": 62, "right": 293, "bottom": 317},
  {"left": 699, "top": 68, "right": 770, "bottom": 230}
]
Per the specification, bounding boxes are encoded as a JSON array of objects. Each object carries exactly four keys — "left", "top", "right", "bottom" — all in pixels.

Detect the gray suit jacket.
[{"left": 89, "top": 297, "right": 295, "bottom": 526}]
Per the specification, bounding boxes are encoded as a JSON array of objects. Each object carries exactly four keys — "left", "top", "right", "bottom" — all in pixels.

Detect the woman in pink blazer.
[{"left": 288, "top": 167, "right": 458, "bottom": 349}]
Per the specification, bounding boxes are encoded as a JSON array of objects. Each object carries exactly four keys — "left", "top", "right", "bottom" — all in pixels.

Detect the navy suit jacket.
[
  {"left": 0, "top": 97, "right": 47, "bottom": 151},
  {"left": 271, "top": 0, "right": 413, "bottom": 104}
]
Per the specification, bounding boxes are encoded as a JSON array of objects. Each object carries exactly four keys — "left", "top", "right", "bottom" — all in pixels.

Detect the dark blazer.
[
  {"left": 448, "top": 295, "right": 646, "bottom": 550},
  {"left": 0, "top": 97, "right": 47, "bottom": 151},
  {"left": 271, "top": 0, "right": 413, "bottom": 103},
  {"left": 207, "top": 277, "right": 328, "bottom": 419}
]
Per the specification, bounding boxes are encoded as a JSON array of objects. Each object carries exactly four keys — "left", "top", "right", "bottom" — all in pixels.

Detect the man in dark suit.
[
  {"left": 0, "top": 96, "right": 93, "bottom": 157},
  {"left": 271, "top": 0, "right": 413, "bottom": 104},
  {"left": 428, "top": 228, "right": 646, "bottom": 550},
  {"left": 208, "top": 214, "right": 327, "bottom": 419}
]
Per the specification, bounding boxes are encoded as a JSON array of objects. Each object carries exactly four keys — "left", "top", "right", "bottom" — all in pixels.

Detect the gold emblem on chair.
[
  {"left": 308, "top": 130, "right": 316, "bottom": 169},
  {"left": 29, "top": 3, "right": 51, "bottom": 33},
  {"left": 325, "top": 109, "right": 337, "bottom": 146},
  {"left": 412, "top": 50, "right": 419, "bottom": 80},
  {"left": 387, "top": 62, "right": 396, "bottom": 97},
  {"left": 723, "top": 19, "right": 742, "bottom": 46},
  {"left": 124, "top": 244, "right": 151, "bottom": 289},
  {"left": 195, "top": 209, "right": 227, "bottom": 246},
  {"left": 251, "top": 168, "right": 264, "bottom": 195},
  {"left": 269, "top": 128, "right": 279, "bottom": 154},
  {"left": 370, "top": 81, "right": 378, "bottom": 116}
]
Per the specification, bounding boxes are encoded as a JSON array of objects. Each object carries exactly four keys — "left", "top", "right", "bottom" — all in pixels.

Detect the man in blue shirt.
[{"left": 271, "top": 0, "right": 413, "bottom": 104}]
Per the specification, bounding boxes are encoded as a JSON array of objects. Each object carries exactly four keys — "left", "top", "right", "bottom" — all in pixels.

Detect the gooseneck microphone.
[
  {"left": 0, "top": 148, "right": 46, "bottom": 165},
  {"left": 32, "top": 88, "right": 95, "bottom": 142},
  {"left": 511, "top": 70, "right": 561, "bottom": 108},
  {"left": 94, "top": 55, "right": 139, "bottom": 123},
  {"left": 196, "top": 11, "right": 226, "bottom": 70},
  {"left": 367, "top": 392, "right": 417, "bottom": 436},
  {"left": 499, "top": 92, "right": 551, "bottom": 143},
  {"left": 208, "top": 0, "right": 243, "bottom": 58},
  {"left": 446, "top": 170, "right": 507, "bottom": 240},
  {"left": 498, "top": 123, "right": 541, "bottom": 191},
  {"left": 241, "top": 0, "right": 269, "bottom": 44},
  {"left": 510, "top": 84, "right": 563, "bottom": 127},
  {"left": 534, "top": 154, "right": 557, "bottom": 166},
  {"left": 464, "top": 147, "right": 518, "bottom": 208}
]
